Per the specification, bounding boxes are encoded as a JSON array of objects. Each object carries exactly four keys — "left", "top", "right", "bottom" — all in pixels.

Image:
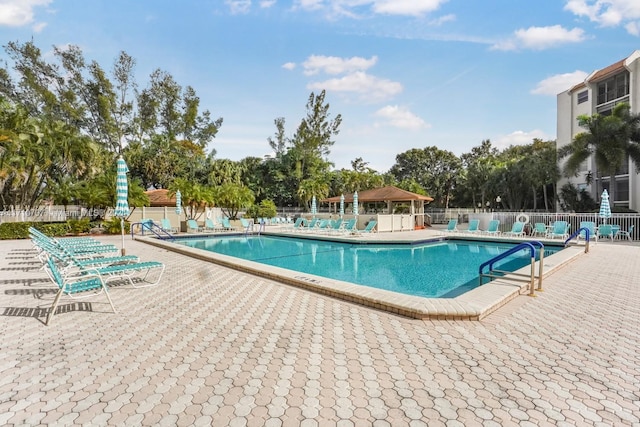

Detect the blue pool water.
[{"left": 175, "top": 236, "right": 560, "bottom": 298}]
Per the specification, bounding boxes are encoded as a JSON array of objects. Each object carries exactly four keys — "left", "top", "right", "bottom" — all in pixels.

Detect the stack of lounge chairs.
[{"left": 29, "top": 227, "right": 165, "bottom": 325}]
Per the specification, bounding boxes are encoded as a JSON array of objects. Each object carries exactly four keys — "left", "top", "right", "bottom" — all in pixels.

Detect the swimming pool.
[{"left": 175, "top": 235, "right": 560, "bottom": 298}]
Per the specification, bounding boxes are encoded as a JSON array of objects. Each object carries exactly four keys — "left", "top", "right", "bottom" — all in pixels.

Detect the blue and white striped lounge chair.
[{"left": 44, "top": 256, "right": 116, "bottom": 326}]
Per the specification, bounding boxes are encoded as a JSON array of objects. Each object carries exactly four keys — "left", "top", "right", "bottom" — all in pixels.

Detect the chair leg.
[{"left": 46, "top": 290, "right": 64, "bottom": 326}]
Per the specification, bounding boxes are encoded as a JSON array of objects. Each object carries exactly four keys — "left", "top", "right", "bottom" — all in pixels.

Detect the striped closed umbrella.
[
  {"left": 175, "top": 190, "right": 182, "bottom": 215},
  {"left": 599, "top": 189, "right": 611, "bottom": 223},
  {"left": 353, "top": 191, "right": 359, "bottom": 216},
  {"left": 339, "top": 194, "right": 345, "bottom": 217},
  {"left": 311, "top": 195, "right": 317, "bottom": 216},
  {"left": 114, "top": 156, "right": 130, "bottom": 255}
]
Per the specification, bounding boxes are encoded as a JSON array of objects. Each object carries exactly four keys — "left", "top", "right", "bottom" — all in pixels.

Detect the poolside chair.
[
  {"left": 443, "top": 219, "right": 458, "bottom": 233},
  {"left": 290, "top": 217, "right": 306, "bottom": 232},
  {"left": 203, "top": 218, "right": 220, "bottom": 232},
  {"left": 43, "top": 256, "right": 116, "bottom": 326},
  {"left": 326, "top": 219, "right": 344, "bottom": 234},
  {"left": 186, "top": 219, "right": 202, "bottom": 233},
  {"left": 548, "top": 221, "right": 569, "bottom": 239},
  {"left": 221, "top": 217, "right": 238, "bottom": 231},
  {"left": 615, "top": 225, "right": 634, "bottom": 241},
  {"left": 160, "top": 218, "right": 178, "bottom": 233},
  {"left": 578, "top": 221, "right": 597, "bottom": 242},
  {"left": 596, "top": 224, "right": 614, "bottom": 240},
  {"left": 503, "top": 221, "right": 525, "bottom": 237},
  {"left": 531, "top": 223, "right": 548, "bottom": 238},
  {"left": 353, "top": 220, "right": 377, "bottom": 236},
  {"left": 301, "top": 218, "right": 319, "bottom": 232},
  {"left": 484, "top": 220, "right": 501, "bottom": 236},
  {"left": 462, "top": 219, "right": 480, "bottom": 234},
  {"left": 338, "top": 218, "right": 357, "bottom": 235},
  {"left": 240, "top": 218, "right": 253, "bottom": 232}
]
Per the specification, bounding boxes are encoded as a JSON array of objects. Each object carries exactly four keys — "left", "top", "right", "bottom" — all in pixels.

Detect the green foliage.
[
  {"left": 103, "top": 217, "right": 130, "bottom": 234},
  {"left": 213, "top": 183, "right": 255, "bottom": 220},
  {"left": 256, "top": 199, "right": 277, "bottom": 218},
  {"left": 0, "top": 221, "right": 78, "bottom": 239},
  {"left": 67, "top": 218, "right": 91, "bottom": 235},
  {"left": 558, "top": 183, "right": 598, "bottom": 212},
  {"left": 169, "top": 178, "right": 213, "bottom": 220}
]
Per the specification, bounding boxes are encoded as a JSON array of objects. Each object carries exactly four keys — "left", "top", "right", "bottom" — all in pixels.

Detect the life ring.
[
  {"left": 516, "top": 213, "right": 529, "bottom": 224},
  {"left": 206, "top": 209, "right": 212, "bottom": 219}
]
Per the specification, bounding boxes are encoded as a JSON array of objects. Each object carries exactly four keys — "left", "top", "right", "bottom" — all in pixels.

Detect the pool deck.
[{"left": 1, "top": 228, "right": 640, "bottom": 425}]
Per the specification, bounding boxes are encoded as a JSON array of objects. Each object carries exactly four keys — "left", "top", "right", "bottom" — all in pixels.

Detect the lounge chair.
[
  {"left": 240, "top": 218, "right": 253, "bottom": 232},
  {"left": 548, "top": 221, "right": 569, "bottom": 239},
  {"left": 204, "top": 218, "right": 222, "bottom": 232},
  {"left": 596, "top": 224, "right": 614, "bottom": 240},
  {"left": 326, "top": 219, "right": 344, "bottom": 234},
  {"left": 290, "top": 217, "right": 306, "bottom": 232},
  {"left": 578, "top": 221, "right": 597, "bottom": 241},
  {"left": 503, "top": 221, "right": 525, "bottom": 237},
  {"left": 186, "top": 219, "right": 203, "bottom": 233},
  {"left": 43, "top": 256, "right": 116, "bottom": 326},
  {"left": 615, "top": 225, "right": 634, "bottom": 241},
  {"left": 301, "top": 218, "right": 319, "bottom": 232},
  {"left": 531, "top": 223, "right": 548, "bottom": 238},
  {"left": 221, "top": 217, "right": 238, "bottom": 231},
  {"left": 338, "top": 218, "right": 357, "bottom": 235},
  {"left": 353, "top": 220, "right": 377, "bottom": 236},
  {"left": 462, "top": 219, "right": 480, "bottom": 234},
  {"left": 484, "top": 220, "right": 501, "bottom": 236},
  {"left": 161, "top": 218, "right": 178, "bottom": 233},
  {"left": 443, "top": 219, "right": 458, "bottom": 233}
]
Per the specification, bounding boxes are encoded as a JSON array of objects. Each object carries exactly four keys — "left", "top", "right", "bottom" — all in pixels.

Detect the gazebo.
[{"left": 322, "top": 185, "right": 434, "bottom": 231}]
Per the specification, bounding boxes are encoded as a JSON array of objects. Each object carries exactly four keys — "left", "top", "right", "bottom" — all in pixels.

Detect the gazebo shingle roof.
[{"left": 322, "top": 185, "right": 433, "bottom": 203}]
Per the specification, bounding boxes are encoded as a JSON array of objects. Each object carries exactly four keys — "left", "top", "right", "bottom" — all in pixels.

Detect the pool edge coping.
[{"left": 136, "top": 234, "right": 586, "bottom": 320}]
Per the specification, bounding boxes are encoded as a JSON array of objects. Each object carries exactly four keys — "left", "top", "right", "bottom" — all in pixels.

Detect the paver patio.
[{"left": 0, "top": 233, "right": 639, "bottom": 426}]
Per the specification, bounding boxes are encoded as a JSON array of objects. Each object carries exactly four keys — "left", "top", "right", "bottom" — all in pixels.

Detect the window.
[
  {"left": 577, "top": 90, "right": 588, "bottom": 104},
  {"left": 596, "top": 71, "right": 629, "bottom": 105}
]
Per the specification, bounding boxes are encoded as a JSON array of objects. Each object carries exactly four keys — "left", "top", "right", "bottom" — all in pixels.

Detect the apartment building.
[{"left": 557, "top": 50, "right": 640, "bottom": 211}]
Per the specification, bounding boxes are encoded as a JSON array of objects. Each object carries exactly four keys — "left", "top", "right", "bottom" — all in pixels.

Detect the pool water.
[{"left": 176, "top": 236, "right": 560, "bottom": 298}]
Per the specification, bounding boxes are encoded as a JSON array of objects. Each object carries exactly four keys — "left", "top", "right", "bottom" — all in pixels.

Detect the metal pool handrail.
[
  {"left": 479, "top": 241, "right": 545, "bottom": 296},
  {"left": 565, "top": 227, "right": 590, "bottom": 253}
]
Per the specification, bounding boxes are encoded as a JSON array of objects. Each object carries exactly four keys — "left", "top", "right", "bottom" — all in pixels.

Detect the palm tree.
[{"left": 558, "top": 103, "right": 640, "bottom": 206}]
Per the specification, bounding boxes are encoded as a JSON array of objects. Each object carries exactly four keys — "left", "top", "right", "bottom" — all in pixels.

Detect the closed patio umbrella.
[
  {"left": 175, "top": 190, "right": 182, "bottom": 215},
  {"left": 353, "top": 191, "right": 358, "bottom": 216},
  {"left": 599, "top": 189, "right": 611, "bottom": 223},
  {"left": 339, "top": 194, "right": 345, "bottom": 217},
  {"left": 311, "top": 195, "right": 317, "bottom": 217},
  {"left": 114, "top": 156, "right": 130, "bottom": 256}
]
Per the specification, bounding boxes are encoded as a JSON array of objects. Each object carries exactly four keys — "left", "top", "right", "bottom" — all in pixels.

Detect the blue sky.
[{"left": 2, "top": 1, "right": 640, "bottom": 172}]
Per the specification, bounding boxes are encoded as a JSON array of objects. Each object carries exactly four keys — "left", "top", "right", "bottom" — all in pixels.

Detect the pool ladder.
[{"left": 478, "top": 241, "right": 544, "bottom": 297}]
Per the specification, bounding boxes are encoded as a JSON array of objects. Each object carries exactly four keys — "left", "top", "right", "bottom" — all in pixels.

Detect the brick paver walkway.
[{"left": 1, "top": 236, "right": 639, "bottom": 426}]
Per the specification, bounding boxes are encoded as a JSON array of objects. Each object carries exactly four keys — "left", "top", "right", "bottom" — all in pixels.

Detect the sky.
[{"left": 1, "top": 0, "right": 640, "bottom": 172}]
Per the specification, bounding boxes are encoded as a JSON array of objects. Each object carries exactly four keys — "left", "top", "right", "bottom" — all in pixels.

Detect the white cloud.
[
  {"left": 372, "top": 0, "right": 448, "bottom": 17},
  {"left": 374, "top": 105, "right": 429, "bottom": 130},
  {"left": 282, "top": 62, "right": 296, "bottom": 70},
  {"left": 494, "top": 129, "right": 553, "bottom": 150},
  {"left": 531, "top": 70, "right": 588, "bottom": 95},
  {"left": 32, "top": 21, "right": 47, "bottom": 32},
  {"left": 225, "top": 0, "right": 252, "bottom": 14},
  {"left": 260, "top": 0, "right": 276, "bottom": 7},
  {"left": 565, "top": 0, "right": 640, "bottom": 33},
  {"left": 492, "top": 25, "right": 587, "bottom": 51},
  {"left": 307, "top": 71, "right": 403, "bottom": 102},
  {"left": 295, "top": 0, "right": 448, "bottom": 18},
  {"left": 625, "top": 21, "right": 640, "bottom": 36},
  {"left": 429, "top": 13, "right": 455, "bottom": 26},
  {"left": 0, "top": 0, "right": 50, "bottom": 27},
  {"left": 302, "top": 55, "right": 378, "bottom": 75}
]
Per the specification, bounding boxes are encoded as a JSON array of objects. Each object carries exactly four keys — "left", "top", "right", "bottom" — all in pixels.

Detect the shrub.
[
  {"left": 103, "top": 217, "right": 130, "bottom": 234},
  {"left": 67, "top": 218, "right": 91, "bottom": 235}
]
